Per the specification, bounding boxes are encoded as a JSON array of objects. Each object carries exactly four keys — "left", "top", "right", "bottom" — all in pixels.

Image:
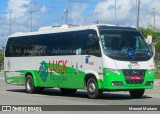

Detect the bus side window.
[
  {"left": 86, "top": 30, "right": 101, "bottom": 57},
  {"left": 72, "top": 32, "right": 87, "bottom": 55}
]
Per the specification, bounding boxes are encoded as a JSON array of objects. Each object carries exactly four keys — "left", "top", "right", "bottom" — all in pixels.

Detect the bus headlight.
[
  {"left": 106, "top": 68, "right": 120, "bottom": 75},
  {"left": 148, "top": 69, "right": 154, "bottom": 75}
]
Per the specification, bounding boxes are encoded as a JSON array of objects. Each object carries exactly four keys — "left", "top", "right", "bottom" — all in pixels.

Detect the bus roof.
[{"left": 9, "top": 24, "right": 136, "bottom": 38}]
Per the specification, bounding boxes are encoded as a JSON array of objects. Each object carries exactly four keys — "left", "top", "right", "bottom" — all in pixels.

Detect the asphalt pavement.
[{"left": 0, "top": 72, "right": 160, "bottom": 114}]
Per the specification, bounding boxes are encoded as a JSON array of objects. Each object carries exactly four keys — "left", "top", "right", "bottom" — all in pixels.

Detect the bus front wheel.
[
  {"left": 129, "top": 89, "right": 145, "bottom": 98},
  {"left": 86, "top": 78, "right": 102, "bottom": 99},
  {"left": 25, "top": 75, "right": 37, "bottom": 94}
]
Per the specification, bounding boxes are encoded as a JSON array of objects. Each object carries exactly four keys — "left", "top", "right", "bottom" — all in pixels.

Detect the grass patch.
[{"left": 155, "top": 71, "right": 160, "bottom": 79}]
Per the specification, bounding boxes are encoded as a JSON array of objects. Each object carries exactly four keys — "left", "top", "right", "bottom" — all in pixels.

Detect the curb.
[
  {"left": 154, "top": 79, "right": 160, "bottom": 85},
  {"left": 0, "top": 72, "right": 4, "bottom": 74}
]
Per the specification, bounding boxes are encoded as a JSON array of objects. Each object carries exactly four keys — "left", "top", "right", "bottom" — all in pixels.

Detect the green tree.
[
  {"left": 138, "top": 27, "right": 157, "bottom": 41},
  {"left": 0, "top": 46, "right": 5, "bottom": 54},
  {"left": 0, "top": 53, "right": 4, "bottom": 63},
  {"left": 155, "top": 39, "right": 160, "bottom": 51},
  {"left": 0, "top": 46, "right": 5, "bottom": 63},
  {"left": 138, "top": 27, "right": 160, "bottom": 51}
]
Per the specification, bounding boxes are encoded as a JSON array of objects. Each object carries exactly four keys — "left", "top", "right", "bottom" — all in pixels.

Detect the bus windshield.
[{"left": 100, "top": 30, "right": 152, "bottom": 61}]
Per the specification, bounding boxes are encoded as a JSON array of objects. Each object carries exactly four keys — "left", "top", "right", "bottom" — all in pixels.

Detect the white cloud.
[
  {"left": 6, "top": 0, "right": 31, "bottom": 19},
  {"left": 40, "top": 5, "right": 47, "bottom": 13},
  {"left": 93, "top": 0, "right": 134, "bottom": 24},
  {"left": 3, "top": 0, "right": 47, "bottom": 33},
  {"left": 69, "top": 0, "right": 136, "bottom": 26},
  {"left": 69, "top": 0, "right": 160, "bottom": 28},
  {"left": 141, "top": 0, "right": 160, "bottom": 28},
  {"left": 1, "top": 0, "right": 160, "bottom": 46},
  {"left": 2, "top": 0, "right": 32, "bottom": 35},
  {"left": 0, "top": 0, "right": 47, "bottom": 46},
  {"left": 70, "top": 3, "right": 88, "bottom": 24}
]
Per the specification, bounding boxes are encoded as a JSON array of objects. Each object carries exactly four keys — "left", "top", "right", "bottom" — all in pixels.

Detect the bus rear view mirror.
[{"left": 146, "top": 35, "right": 152, "bottom": 45}]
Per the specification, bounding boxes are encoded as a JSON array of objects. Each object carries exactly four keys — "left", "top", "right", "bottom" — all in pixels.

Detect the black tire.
[
  {"left": 129, "top": 89, "right": 145, "bottom": 98},
  {"left": 86, "top": 78, "right": 102, "bottom": 99},
  {"left": 60, "top": 88, "right": 77, "bottom": 95},
  {"left": 25, "top": 75, "right": 37, "bottom": 94}
]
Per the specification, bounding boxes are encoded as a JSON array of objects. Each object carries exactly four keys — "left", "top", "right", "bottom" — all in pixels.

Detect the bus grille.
[{"left": 122, "top": 70, "right": 146, "bottom": 84}]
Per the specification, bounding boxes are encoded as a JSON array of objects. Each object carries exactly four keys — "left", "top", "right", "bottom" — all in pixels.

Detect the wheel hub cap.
[
  {"left": 26, "top": 79, "right": 31, "bottom": 91},
  {"left": 88, "top": 83, "right": 96, "bottom": 94}
]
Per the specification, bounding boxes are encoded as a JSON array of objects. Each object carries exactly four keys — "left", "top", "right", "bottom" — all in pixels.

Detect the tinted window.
[
  {"left": 5, "top": 32, "right": 73, "bottom": 57},
  {"left": 45, "top": 33, "right": 73, "bottom": 55},
  {"left": 72, "top": 32, "right": 87, "bottom": 55},
  {"left": 86, "top": 30, "right": 101, "bottom": 57},
  {"left": 5, "top": 30, "right": 101, "bottom": 57},
  {"left": 100, "top": 30, "right": 152, "bottom": 61}
]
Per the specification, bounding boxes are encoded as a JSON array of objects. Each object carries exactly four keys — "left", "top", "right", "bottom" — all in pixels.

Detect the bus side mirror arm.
[{"left": 152, "top": 45, "right": 156, "bottom": 58}]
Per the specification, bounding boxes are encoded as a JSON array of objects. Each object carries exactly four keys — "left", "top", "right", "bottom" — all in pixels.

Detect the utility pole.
[
  {"left": 9, "top": 12, "right": 12, "bottom": 34},
  {"left": 64, "top": 0, "right": 69, "bottom": 24},
  {"left": 115, "top": 0, "right": 117, "bottom": 25},
  {"left": 147, "top": 22, "right": 151, "bottom": 29},
  {"left": 147, "top": 22, "right": 149, "bottom": 28},
  {"left": 30, "top": 11, "right": 33, "bottom": 32},
  {"left": 30, "top": 0, "right": 36, "bottom": 32},
  {"left": 137, "top": 0, "right": 140, "bottom": 29},
  {"left": 1, "top": 35, "right": 4, "bottom": 47},
  {"left": 136, "top": 0, "right": 138, "bottom": 28},
  {"left": 62, "top": 14, "right": 64, "bottom": 24},
  {"left": 152, "top": 8, "right": 156, "bottom": 29},
  {"left": 96, "top": 20, "right": 98, "bottom": 24}
]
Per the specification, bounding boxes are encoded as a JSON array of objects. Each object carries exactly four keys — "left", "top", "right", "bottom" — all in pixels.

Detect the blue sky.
[{"left": 0, "top": 0, "right": 160, "bottom": 46}]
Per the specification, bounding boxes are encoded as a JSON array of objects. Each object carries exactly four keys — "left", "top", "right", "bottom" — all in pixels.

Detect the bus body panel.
[{"left": 4, "top": 24, "right": 155, "bottom": 91}]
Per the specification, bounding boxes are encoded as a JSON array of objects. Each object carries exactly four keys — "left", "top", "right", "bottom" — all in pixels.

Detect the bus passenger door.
[
  {"left": 71, "top": 32, "right": 87, "bottom": 88},
  {"left": 83, "top": 30, "right": 103, "bottom": 83}
]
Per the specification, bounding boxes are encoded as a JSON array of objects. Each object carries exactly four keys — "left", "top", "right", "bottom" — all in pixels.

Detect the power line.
[
  {"left": 30, "top": 0, "right": 39, "bottom": 32},
  {"left": 115, "top": 0, "right": 117, "bottom": 25},
  {"left": 9, "top": 12, "right": 12, "bottom": 35},
  {"left": 64, "top": 0, "right": 69, "bottom": 24}
]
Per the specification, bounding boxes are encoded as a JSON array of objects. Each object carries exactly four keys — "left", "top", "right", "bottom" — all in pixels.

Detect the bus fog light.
[
  {"left": 145, "top": 81, "right": 153, "bottom": 86},
  {"left": 112, "top": 81, "right": 123, "bottom": 86}
]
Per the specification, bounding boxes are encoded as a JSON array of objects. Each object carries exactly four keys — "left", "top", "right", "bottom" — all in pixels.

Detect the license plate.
[{"left": 130, "top": 76, "right": 140, "bottom": 80}]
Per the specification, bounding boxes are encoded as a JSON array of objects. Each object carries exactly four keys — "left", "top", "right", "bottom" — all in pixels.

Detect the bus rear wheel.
[
  {"left": 86, "top": 78, "right": 102, "bottom": 99},
  {"left": 129, "top": 89, "right": 145, "bottom": 98},
  {"left": 60, "top": 88, "right": 77, "bottom": 95},
  {"left": 25, "top": 75, "right": 37, "bottom": 94}
]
